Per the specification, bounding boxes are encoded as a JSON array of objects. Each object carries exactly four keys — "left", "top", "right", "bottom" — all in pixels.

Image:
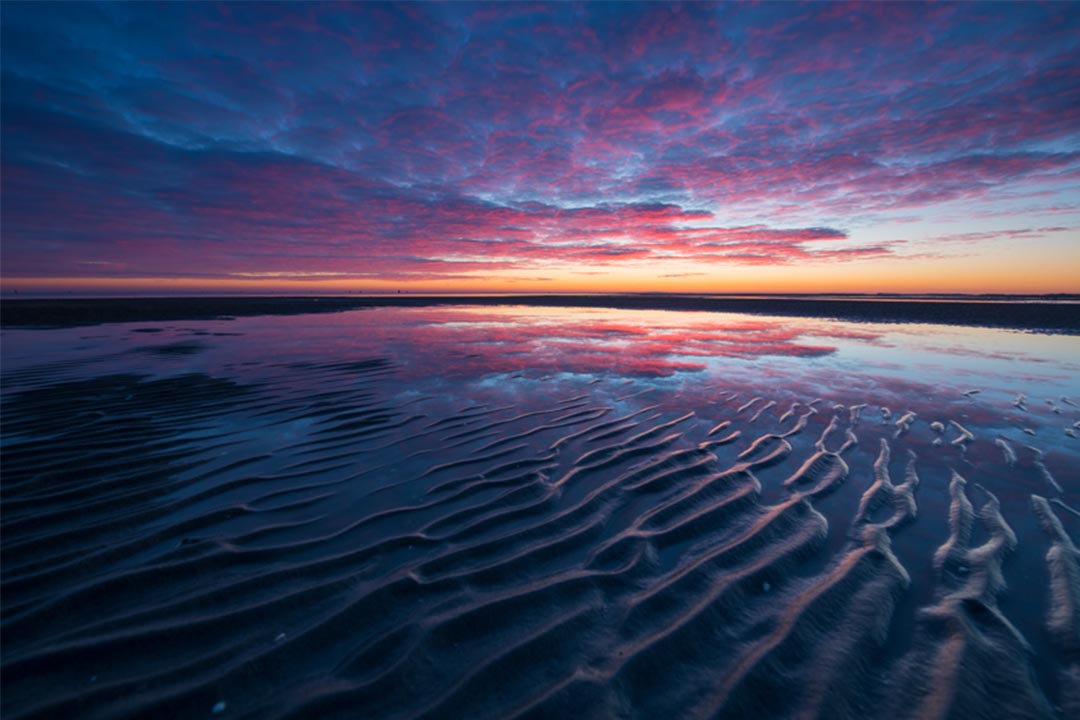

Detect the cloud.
[
  {"left": 2, "top": 2, "right": 1078, "bottom": 287},
  {"left": 925, "top": 227, "right": 1075, "bottom": 245},
  {"left": 2, "top": 102, "right": 875, "bottom": 278}
]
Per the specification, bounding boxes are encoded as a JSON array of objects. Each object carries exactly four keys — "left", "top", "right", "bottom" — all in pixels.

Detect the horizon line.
[{"left": 4, "top": 290, "right": 1080, "bottom": 300}]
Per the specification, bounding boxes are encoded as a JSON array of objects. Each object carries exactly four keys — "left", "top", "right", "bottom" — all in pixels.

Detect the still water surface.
[{"left": 2, "top": 305, "right": 1077, "bottom": 719}]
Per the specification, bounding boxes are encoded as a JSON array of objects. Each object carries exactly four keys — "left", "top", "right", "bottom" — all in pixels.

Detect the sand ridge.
[{"left": 1, "top": 309, "right": 1078, "bottom": 719}]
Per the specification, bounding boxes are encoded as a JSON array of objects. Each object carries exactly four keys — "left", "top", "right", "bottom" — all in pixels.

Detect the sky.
[{"left": 2, "top": 1, "right": 1079, "bottom": 295}]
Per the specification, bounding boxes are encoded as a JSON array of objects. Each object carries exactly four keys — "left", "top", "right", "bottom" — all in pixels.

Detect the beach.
[
  {"left": 4, "top": 294, "right": 1080, "bottom": 333},
  {"left": 2, "top": 300, "right": 1078, "bottom": 719}
]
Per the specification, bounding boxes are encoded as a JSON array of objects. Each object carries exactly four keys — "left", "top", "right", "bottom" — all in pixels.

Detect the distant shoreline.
[{"left": 2, "top": 294, "right": 1079, "bottom": 333}]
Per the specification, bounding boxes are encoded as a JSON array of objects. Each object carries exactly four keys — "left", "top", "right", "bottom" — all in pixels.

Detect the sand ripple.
[{"left": 1, "top": 356, "right": 1077, "bottom": 719}]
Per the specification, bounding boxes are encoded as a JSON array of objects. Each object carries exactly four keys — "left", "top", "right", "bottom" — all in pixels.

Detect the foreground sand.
[{"left": 1, "top": 305, "right": 1077, "bottom": 718}]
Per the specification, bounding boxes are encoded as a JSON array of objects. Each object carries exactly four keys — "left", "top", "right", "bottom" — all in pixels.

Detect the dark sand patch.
[
  {"left": 4, "top": 294, "right": 1079, "bottom": 333},
  {"left": 132, "top": 341, "right": 208, "bottom": 357}
]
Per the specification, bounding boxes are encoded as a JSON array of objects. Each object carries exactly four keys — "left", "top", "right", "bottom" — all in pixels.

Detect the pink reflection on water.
[
  {"left": 3, "top": 302, "right": 1078, "bottom": 670},
  {"left": 254, "top": 305, "right": 859, "bottom": 379}
]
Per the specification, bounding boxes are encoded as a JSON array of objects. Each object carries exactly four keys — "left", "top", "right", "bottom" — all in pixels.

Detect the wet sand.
[
  {"left": 1, "top": 305, "right": 1078, "bottom": 719},
  {"left": 3, "top": 294, "right": 1080, "bottom": 333}
]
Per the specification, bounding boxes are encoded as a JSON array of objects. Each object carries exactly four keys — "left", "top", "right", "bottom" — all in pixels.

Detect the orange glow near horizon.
[
  {"left": 5, "top": 235, "right": 1080, "bottom": 296},
  {"left": 5, "top": 259, "right": 1079, "bottom": 297}
]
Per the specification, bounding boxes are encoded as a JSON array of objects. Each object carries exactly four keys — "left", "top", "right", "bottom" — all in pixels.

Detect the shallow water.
[{"left": 2, "top": 305, "right": 1078, "bottom": 719}]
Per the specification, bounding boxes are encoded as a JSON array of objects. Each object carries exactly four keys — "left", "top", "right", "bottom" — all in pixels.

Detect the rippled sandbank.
[{"left": 2, "top": 305, "right": 1078, "bottom": 719}]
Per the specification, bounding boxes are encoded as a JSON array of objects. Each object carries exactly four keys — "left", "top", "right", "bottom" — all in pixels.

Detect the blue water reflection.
[{"left": 1, "top": 305, "right": 1078, "bottom": 719}]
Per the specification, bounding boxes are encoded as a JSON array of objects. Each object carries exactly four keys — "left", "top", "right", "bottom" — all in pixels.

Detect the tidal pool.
[{"left": 2, "top": 304, "right": 1078, "bottom": 719}]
